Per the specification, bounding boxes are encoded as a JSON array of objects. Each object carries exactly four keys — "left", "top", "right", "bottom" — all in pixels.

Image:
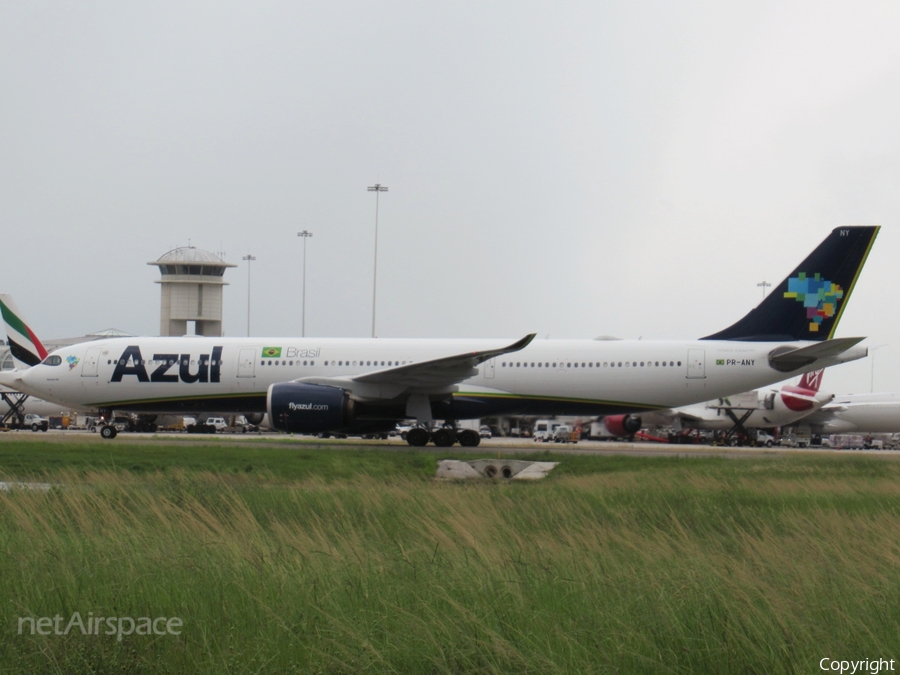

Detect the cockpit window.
[{"left": 42, "top": 355, "right": 62, "bottom": 366}]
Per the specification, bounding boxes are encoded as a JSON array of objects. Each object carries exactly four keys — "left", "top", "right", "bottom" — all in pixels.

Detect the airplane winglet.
[
  {"left": 496, "top": 333, "right": 537, "bottom": 357},
  {"left": 768, "top": 337, "right": 866, "bottom": 372}
]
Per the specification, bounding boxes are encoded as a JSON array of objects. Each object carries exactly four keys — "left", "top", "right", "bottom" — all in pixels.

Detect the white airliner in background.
[
  {"left": 0, "top": 226, "right": 880, "bottom": 446},
  {"left": 598, "top": 369, "right": 834, "bottom": 438},
  {"left": 0, "top": 386, "right": 77, "bottom": 418},
  {"left": 801, "top": 392, "right": 900, "bottom": 435}
]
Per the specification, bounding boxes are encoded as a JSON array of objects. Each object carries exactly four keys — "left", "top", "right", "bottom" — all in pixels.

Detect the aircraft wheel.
[
  {"left": 100, "top": 425, "right": 118, "bottom": 440},
  {"left": 458, "top": 429, "right": 481, "bottom": 447},
  {"left": 406, "top": 427, "right": 430, "bottom": 447},
  {"left": 432, "top": 428, "right": 457, "bottom": 447}
]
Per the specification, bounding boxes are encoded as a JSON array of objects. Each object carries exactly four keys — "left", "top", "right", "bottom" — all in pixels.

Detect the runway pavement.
[{"left": 3, "top": 428, "right": 899, "bottom": 459}]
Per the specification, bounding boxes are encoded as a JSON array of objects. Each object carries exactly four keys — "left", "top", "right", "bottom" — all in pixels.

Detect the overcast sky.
[{"left": 2, "top": 1, "right": 899, "bottom": 395}]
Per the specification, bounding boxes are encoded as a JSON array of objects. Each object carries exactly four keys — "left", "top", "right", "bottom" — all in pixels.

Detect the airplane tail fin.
[
  {"left": 797, "top": 369, "right": 824, "bottom": 393},
  {"left": 0, "top": 294, "right": 48, "bottom": 368},
  {"left": 781, "top": 368, "right": 830, "bottom": 411},
  {"left": 701, "top": 226, "right": 879, "bottom": 341}
]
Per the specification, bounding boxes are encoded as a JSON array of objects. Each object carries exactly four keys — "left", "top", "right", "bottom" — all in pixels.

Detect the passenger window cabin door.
[
  {"left": 81, "top": 347, "right": 101, "bottom": 377},
  {"left": 686, "top": 349, "right": 706, "bottom": 379},
  {"left": 238, "top": 348, "right": 256, "bottom": 378}
]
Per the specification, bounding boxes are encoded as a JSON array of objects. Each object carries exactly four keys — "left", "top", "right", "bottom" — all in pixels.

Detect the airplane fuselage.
[
  {"left": 10, "top": 336, "right": 864, "bottom": 421},
  {"left": 669, "top": 390, "right": 833, "bottom": 431},
  {"left": 807, "top": 394, "right": 900, "bottom": 434}
]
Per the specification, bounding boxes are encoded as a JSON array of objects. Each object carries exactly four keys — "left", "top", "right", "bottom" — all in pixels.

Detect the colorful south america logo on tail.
[{"left": 783, "top": 273, "right": 843, "bottom": 332}]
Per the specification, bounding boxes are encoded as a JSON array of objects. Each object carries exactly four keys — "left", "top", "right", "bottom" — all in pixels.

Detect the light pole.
[
  {"left": 757, "top": 280, "right": 771, "bottom": 300},
  {"left": 242, "top": 254, "right": 256, "bottom": 336},
  {"left": 297, "top": 230, "right": 313, "bottom": 337},
  {"left": 367, "top": 183, "right": 388, "bottom": 337}
]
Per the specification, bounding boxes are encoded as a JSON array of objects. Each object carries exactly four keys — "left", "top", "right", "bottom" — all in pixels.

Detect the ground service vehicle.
[
  {"left": 553, "top": 424, "right": 577, "bottom": 443},
  {"left": 24, "top": 414, "right": 48, "bottom": 432}
]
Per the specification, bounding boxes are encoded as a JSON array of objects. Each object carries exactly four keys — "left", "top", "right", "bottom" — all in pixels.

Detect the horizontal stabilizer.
[
  {"left": 768, "top": 337, "right": 866, "bottom": 372},
  {"left": 776, "top": 390, "right": 831, "bottom": 404}
]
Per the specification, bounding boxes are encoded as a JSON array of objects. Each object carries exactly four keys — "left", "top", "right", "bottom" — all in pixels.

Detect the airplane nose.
[{"left": 0, "top": 369, "right": 22, "bottom": 388}]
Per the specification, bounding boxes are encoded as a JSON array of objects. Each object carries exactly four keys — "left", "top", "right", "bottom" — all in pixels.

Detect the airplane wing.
[
  {"left": 801, "top": 407, "right": 842, "bottom": 423},
  {"left": 777, "top": 390, "right": 835, "bottom": 404},
  {"left": 672, "top": 411, "right": 706, "bottom": 422},
  {"left": 768, "top": 337, "right": 866, "bottom": 372},
  {"left": 293, "top": 333, "right": 536, "bottom": 400}
]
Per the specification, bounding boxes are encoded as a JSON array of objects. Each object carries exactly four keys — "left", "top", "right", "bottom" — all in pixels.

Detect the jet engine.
[
  {"left": 243, "top": 412, "right": 265, "bottom": 425},
  {"left": 267, "top": 383, "right": 355, "bottom": 433},
  {"left": 603, "top": 414, "right": 642, "bottom": 436}
]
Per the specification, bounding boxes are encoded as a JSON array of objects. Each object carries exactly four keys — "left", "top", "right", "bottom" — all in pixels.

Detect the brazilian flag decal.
[{"left": 262, "top": 347, "right": 282, "bottom": 358}]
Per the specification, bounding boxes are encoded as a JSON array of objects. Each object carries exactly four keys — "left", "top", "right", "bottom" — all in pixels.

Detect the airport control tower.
[{"left": 148, "top": 247, "right": 236, "bottom": 337}]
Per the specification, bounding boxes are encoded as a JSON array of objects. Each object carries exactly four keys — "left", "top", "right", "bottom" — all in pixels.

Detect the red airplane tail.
[{"left": 797, "top": 369, "right": 824, "bottom": 392}]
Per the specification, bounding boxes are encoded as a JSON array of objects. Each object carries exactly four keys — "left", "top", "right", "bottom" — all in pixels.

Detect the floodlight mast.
[
  {"left": 242, "top": 254, "right": 256, "bottom": 336},
  {"left": 367, "top": 183, "right": 388, "bottom": 338},
  {"left": 297, "top": 230, "right": 313, "bottom": 337}
]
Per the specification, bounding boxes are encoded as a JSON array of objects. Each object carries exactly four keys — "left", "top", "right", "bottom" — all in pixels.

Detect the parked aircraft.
[
  {"left": 0, "top": 226, "right": 879, "bottom": 446},
  {"left": 0, "top": 386, "right": 76, "bottom": 419},
  {"left": 602, "top": 369, "right": 834, "bottom": 438},
  {"left": 801, "top": 392, "right": 900, "bottom": 434}
]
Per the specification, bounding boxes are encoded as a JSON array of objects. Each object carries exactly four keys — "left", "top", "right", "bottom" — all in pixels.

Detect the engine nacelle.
[
  {"left": 604, "top": 414, "right": 642, "bottom": 436},
  {"left": 267, "top": 383, "right": 355, "bottom": 433},
  {"left": 243, "top": 412, "right": 265, "bottom": 425}
]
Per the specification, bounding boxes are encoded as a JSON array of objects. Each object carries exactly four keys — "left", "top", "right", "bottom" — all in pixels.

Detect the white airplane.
[
  {"left": 800, "top": 392, "right": 900, "bottom": 434},
  {"left": 0, "top": 386, "right": 78, "bottom": 418},
  {"left": 0, "top": 226, "right": 880, "bottom": 446},
  {"left": 600, "top": 369, "right": 833, "bottom": 440}
]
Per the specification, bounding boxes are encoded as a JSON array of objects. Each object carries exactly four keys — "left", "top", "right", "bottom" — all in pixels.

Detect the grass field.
[{"left": 1, "top": 436, "right": 899, "bottom": 674}]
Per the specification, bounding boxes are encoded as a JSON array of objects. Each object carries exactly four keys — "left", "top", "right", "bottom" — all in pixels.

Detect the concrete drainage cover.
[{"left": 436, "top": 459, "right": 558, "bottom": 480}]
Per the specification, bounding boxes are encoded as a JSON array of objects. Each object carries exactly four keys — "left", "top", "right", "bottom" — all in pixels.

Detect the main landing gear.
[{"left": 405, "top": 427, "right": 481, "bottom": 448}]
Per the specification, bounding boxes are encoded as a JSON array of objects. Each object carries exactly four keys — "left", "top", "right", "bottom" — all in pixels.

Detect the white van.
[
  {"left": 533, "top": 420, "right": 554, "bottom": 442},
  {"left": 205, "top": 417, "right": 228, "bottom": 432}
]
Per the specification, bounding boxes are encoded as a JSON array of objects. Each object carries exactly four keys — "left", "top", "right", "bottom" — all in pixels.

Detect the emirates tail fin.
[{"left": 0, "top": 294, "right": 48, "bottom": 369}]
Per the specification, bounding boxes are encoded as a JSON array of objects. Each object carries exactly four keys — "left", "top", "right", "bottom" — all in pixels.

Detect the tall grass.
[{"left": 2, "top": 452, "right": 900, "bottom": 673}]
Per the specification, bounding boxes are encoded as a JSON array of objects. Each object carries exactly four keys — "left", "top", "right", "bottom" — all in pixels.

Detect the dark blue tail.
[{"left": 702, "top": 226, "right": 879, "bottom": 342}]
